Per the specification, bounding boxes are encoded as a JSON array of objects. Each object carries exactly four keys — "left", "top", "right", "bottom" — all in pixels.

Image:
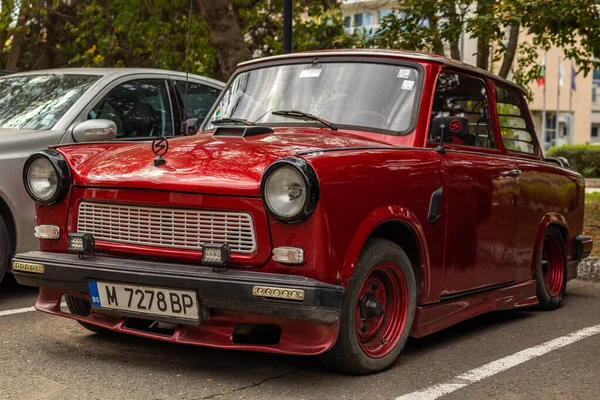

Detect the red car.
[{"left": 13, "top": 50, "right": 592, "bottom": 374}]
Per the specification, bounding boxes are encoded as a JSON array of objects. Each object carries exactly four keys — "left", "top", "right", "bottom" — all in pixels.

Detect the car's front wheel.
[
  {"left": 319, "top": 238, "right": 417, "bottom": 374},
  {"left": 535, "top": 226, "right": 567, "bottom": 310}
]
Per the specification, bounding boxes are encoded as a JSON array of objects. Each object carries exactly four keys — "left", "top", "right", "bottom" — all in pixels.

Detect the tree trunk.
[
  {"left": 5, "top": 0, "right": 28, "bottom": 71},
  {"left": 475, "top": 0, "right": 494, "bottom": 71},
  {"left": 196, "top": 0, "right": 252, "bottom": 79},
  {"left": 446, "top": 2, "right": 460, "bottom": 60},
  {"left": 498, "top": 24, "right": 519, "bottom": 78}
]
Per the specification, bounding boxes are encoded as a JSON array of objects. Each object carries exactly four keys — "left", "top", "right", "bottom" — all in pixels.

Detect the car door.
[
  {"left": 494, "top": 84, "right": 557, "bottom": 282},
  {"left": 85, "top": 78, "right": 176, "bottom": 139},
  {"left": 430, "top": 71, "right": 521, "bottom": 296}
]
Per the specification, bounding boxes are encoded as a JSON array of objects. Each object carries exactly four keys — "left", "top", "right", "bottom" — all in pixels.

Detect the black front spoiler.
[{"left": 12, "top": 251, "right": 345, "bottom": 326}]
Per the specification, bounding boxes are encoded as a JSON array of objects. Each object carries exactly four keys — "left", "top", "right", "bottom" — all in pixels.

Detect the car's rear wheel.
[
  {"left": 535, "top": 226, "right": 567, "bottom": 310},
  {"left": 319, "top": 238, "right": 417, "bottom": 374},
  {"left": 0, "top": 215, "right": 10, "bottom": 286}
]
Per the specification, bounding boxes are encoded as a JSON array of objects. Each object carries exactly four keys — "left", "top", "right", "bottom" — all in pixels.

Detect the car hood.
[{"left": 60, "top": 127, "right": 391, "bottom": 197}]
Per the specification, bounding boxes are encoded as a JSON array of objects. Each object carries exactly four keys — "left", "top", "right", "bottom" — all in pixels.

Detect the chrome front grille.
[{"left": 77, "top": 202, "right": 257, "bottom": 254}]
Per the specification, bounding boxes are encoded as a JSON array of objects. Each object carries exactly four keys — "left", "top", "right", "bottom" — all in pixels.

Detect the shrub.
[{"left": 546, "top": 144, "right": 600, "bottom": 177}]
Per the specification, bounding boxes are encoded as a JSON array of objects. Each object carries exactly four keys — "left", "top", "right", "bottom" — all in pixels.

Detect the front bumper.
[{"left": 12, "top": 251, "right": 344, "bottom": 326}]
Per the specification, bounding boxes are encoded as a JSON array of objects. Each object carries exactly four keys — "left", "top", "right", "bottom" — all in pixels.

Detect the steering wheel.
[{"left": 342, "top": 110, "right": 388, "bottom": 127}]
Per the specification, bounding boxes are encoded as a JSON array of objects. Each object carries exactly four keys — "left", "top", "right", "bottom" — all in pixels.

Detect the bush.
[{"left": 546, "top": 144, "right": 600, "bottom": 177}]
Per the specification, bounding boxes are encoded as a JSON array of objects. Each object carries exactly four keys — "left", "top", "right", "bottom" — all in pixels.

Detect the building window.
[
  {"left": 593, "top": 87, "right": 597, "bottom": 103},
  {"left": 379, "top": 9, "right": 393, "bottom": 20},
  {"left": 343, "top": 16, "right": 351, "bottom": 28},
  {"left": 353, "top": 13, "right": 363, "bottom": 27},
  {"left": 593, "top": 69, "right": 600, "bottom": 85},
  {"left": 592, "top": 127, "right": 599, "bottom": 138}
]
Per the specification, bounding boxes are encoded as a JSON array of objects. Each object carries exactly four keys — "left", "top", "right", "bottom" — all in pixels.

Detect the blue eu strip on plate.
[{"left": 88, "top": 281, "right": 101, "bottom": 307}]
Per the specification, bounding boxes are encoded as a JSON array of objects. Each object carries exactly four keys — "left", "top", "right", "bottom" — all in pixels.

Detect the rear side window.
[
  {"left": 174, "top": 81, "right": 221, "bottom": 122},
  {"left": 495, "top": 85, "right": 538, "bottom": 155}
]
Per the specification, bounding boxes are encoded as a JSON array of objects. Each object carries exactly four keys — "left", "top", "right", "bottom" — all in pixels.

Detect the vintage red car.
[{"left": 13, "top": 50, "right": 592, "bottom": 374}]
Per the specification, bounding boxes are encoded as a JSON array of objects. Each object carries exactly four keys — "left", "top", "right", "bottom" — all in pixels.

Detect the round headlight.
[
  {"left": 27, "top": 157, "right": 58, "bottom": 202},
  {"left": 261, "top": 158, "right": 319, "bottom": 223},
  {"left": 265, "top": 166, "right": 307, "bottom": 219},
  {"left": 23, "top": 150, "right": 71, "bottom": 205}
]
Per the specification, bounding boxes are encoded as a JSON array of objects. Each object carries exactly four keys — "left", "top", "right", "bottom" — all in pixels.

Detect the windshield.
[
  {"left": 206, "top": 62, "right": 420, "bottom": 134},
  {"left": 0, "top": 74, "right": 100, "bottom": 130}
]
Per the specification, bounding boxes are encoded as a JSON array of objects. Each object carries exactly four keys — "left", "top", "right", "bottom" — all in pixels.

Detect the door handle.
[{"left": 501, "top": 169, "right": 522, "bottom": 177}]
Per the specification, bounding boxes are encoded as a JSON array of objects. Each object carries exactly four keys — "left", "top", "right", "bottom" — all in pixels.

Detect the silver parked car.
[{"left": 0, "top": 68, "right": 224, "bottom": 285}]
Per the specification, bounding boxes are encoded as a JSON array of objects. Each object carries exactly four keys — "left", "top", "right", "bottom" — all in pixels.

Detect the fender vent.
[{"left": 213, "top": 126, "right": 274, "bottom": 138}]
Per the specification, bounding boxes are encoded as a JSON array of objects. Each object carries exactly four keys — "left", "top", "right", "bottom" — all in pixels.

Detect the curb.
[{"left": 578, "top": 257, "right": 600, "bottom": 281}]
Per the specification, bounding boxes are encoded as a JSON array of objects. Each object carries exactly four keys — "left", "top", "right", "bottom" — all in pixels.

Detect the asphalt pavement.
[{"left": 1, "top": 275, "right": 599, "bottom": 400}]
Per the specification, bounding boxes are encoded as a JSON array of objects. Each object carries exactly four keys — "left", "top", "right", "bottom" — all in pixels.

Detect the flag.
[
  {"left": 537, "top": 55, "right": 546, "bottom": 87},
  {"left": 559, "top": 62, "right": 566, "bottom": 87},
  {"left": 571, "top": 64, "right": 577, "bottom": 91}
]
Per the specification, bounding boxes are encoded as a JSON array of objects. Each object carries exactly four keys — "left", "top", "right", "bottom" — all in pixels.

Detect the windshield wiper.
[
  {"left": 272, "top": 110, "right": 337, "bottom": 131},
  {"left": 210, "top": 117, "right": 256, "bottom": 126}
]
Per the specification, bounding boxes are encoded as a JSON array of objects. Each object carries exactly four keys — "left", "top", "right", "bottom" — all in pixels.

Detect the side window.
[
  {"left": 88, "top": 79, "right": 173, "bottom": 138},
  {"left": 495, "top": 85, "right": 538, "bottom": 155},
  {"left": 174, "top": 81, "right": 221, "bottom": 122},
  {"left": 430, "top": 71, "right": 495, "bottom": 149}
]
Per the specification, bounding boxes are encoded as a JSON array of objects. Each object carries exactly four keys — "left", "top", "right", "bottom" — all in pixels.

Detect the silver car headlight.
[
  {"left": 23, "top": 150, "right": 71, "bottom": 205},
  {"left": 261, "top": 157, "right": 319, "bottom": 223}
]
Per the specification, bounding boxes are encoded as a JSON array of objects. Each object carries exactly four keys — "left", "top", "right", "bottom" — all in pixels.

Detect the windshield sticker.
[
  {"left": 397, "top": 69, "right": 411, "bottom": 79},
  {"left": 299, "top": 69, "right": 322, "bottom": 78},
  {"left": 401, "top": 80, "right": 415, "bottom": 90}
]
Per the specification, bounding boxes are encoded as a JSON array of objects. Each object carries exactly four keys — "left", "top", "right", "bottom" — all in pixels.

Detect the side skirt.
[{"left": 410, "top": 279, "right": 538, "bottom": 338}]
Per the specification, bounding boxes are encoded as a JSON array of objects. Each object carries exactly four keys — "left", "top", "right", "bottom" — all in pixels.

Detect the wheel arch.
[
  {"left": 531, "top": 213, "right": 570, "bottom": 275},
  {"left": 340, "top": 205, "right": 430, "bottom": 299}
]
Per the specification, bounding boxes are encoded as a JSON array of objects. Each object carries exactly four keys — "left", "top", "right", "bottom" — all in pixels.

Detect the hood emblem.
[{"left": 152, "top": 136, "right": 169, "bottom": 166}]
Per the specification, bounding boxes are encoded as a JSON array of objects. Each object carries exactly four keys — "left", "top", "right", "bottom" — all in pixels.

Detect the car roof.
[
  {"left": 1, "top": 67, "right": 225, "bottom": 87},
  {"left": 237, "top": 49, "right": 525, "bottom": 93}
]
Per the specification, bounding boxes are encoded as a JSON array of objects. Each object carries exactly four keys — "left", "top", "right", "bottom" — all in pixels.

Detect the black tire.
[
  {"left": 535, "top": 226, "right": 567, "bottom": 310},
  {"left": 0, "top": 215, "right": 10, "bottom": 287},
  {"left": 65, "top": 295, "right": 113, "bottom": 334},
  {"left": 319, "top": 238, "right": 417, "bottom": 374}
]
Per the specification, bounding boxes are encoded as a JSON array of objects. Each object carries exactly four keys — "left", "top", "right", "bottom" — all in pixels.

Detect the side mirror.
[
  {"left": 185, "top": 118, "right": 200, "bottom": 136},
  {"left": 72, "top": 119, "right": 117, "bottom": 142},
  {"left": 430, "top": 116, "right": 469, "bottom": 142}
]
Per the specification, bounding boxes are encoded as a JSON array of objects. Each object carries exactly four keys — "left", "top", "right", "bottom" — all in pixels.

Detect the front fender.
[{"left": 339, "top": 205, "right": 431, "bottom": 297}]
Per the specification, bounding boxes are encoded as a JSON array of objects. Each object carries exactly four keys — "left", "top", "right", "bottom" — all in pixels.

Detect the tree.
[{"left": 361, "top": 0, "right": 600, "bottom": 88}]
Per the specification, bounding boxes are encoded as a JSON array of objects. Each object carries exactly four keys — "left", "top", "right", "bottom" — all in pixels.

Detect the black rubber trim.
[
  {"left": 12, "top": 251, "right": 344, "bottom": 325},
  {"left": 427, "top": 186, "right": 443, "bottom": 223},
  {"left": 22, "top": 149, "right": 71, "bottom": 206},
  {"left": 439, "top": 281, "right": 515, "bottom": 302}
]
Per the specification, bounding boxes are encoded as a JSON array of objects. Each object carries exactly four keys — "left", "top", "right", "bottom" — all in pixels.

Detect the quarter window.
[
  {"left": 88, "top": 79, "right": 173, "bottom": 138},
  {"left": 430, "top": 71, "right": 495, "bottom": 149},
  {"left": 495, "top": 85, "right": 538, "bottom": 154}
]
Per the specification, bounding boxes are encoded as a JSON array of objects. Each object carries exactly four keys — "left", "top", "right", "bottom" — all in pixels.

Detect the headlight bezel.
[
  {"left": 261, "top": 157, "right": 319, "bottom": 223},
  {"left": 23, "top": 149, "right": 71, "bottom": 206}
]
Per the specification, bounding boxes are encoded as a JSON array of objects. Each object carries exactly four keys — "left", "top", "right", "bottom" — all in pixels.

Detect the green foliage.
[
  {"left": 351, "top": 0, "right": 600, "bottom": 88},
  {"left": 546, "top": 144, "right": 600, "bottom": 178}
]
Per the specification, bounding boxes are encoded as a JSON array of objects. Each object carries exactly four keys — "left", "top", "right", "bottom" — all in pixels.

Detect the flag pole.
[
  {"left": 568, "top": 62, "right": 574, "bottom": 144},
  {"left": 556, "top": 56, "right": 561, "bottom": 142},
  {"left": 541, "top": 53, "right": 547, "bottom": 146}
]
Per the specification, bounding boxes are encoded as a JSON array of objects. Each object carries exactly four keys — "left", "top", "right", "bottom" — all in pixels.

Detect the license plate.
[{"left": 88, "top": 281, "right": 199, "bottom": 322}]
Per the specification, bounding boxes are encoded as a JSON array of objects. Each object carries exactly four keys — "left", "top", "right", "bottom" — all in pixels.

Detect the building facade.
[{"left": 340, "top": 0, "right": 600, "bottom": 150}]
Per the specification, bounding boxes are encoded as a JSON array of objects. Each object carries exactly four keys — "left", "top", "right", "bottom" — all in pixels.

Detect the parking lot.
[{"left": 0, "top": 276, "right": 598, "bottom": 400}]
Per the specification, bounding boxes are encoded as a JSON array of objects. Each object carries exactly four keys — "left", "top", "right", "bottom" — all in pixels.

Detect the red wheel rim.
[
  {"left": 354, "top": 262, "right": 409, "bottom": 358},
  {"left": 542, "top": 234, "right": 565, "bottom": 297}
]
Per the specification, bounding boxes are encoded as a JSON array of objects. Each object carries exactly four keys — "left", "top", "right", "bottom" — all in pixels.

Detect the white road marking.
[
  {"left": 0, "top": 302, "right": 66, "bottom": 317},
  {"left": 396, "top": 324, "right": 600, "bottom": 400}
]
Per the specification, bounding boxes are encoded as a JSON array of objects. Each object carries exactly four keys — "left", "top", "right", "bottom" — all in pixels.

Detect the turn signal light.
[
  {"left": 272, "top": 247, "right": 305, "bottom": 264},
  {"left": 34, "top": 225, "right": 60, "bottom": 240},
  {"left": 252, "top": 285, "right": 305, "bottom": 301}
]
